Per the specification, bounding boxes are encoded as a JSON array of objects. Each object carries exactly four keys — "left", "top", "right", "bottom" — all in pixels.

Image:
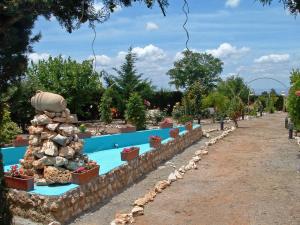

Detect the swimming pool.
[{"left": 1, "top": 125, "right": 200, "bottom": 195}]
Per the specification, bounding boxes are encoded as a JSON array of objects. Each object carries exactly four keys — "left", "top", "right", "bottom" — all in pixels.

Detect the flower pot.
[
  {"left": 12, "top": 139, "right": 29, "bottom": 147},
  {"left": 159, "top": 122, "right": 173, "bottom": 129},
  {"left": 4, "top": 174, "right": 34, "bottom": 191},
  {"left": 185, "top": 122, "right": 193, "bottom": 132},
  {"left": 121, "top": 148, "right": 139, "bottom": 161},
  {"left": 71, "top": 165, "right": 100, "bottom": 185},
  {"left": 119, "top": 126, "right": 136, "bottom": 133},
  {"left": 170, "top": 128, "right": 179, "bottom": 138},
  {"left": 149, "top": 139, "right": 161, "bottom": 148},
  {"left": 77, "top": 132, "right": 92, "bottom": 139}
]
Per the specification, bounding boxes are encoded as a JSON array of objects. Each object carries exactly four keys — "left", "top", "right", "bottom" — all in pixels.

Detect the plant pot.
[
  {"left": 159, "top": 122, "right": 173, "bottom": 129},
  {"left": 149, "top": 139, "right": 161, "bottom": 148},
  {"left": 121, "top": 148, "right": 139, "bottom": 161},
  {"left": 185, "top": 122, "right": 193, "bottom": 132},
  {"left": 170, "top": 128, "right": 179, "bottom": 138},
  {"left": 119, "top": 126, "right": 136, "bottom": 133},
  {"left": 71, "top": 165, "right": 100, "bottom": 185},
  {"left": 4, "top": 174, "right": 34, "bottom": 191},
  {"left": 77, "top": 132, "right": 92, "bottom": 139},
  {"left": 12, "top": 139, "right": 29, "bottom": 147}
]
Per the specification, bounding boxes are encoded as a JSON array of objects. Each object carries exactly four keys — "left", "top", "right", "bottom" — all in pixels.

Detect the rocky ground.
[{"left": 15, "top": 113, "right": 300, "bottom": 225}]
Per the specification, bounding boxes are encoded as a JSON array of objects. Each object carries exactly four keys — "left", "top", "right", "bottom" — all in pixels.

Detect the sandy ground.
[{"left": 135, "top": 113, "right": 300, "bottom": 225}]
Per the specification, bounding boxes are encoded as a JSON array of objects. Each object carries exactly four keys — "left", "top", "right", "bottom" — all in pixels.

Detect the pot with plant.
[
  {"left": 159, "top": 118, "right": 173, "bottom": 129},
  {"left": 71, "top": 160, "right": 99, "bottom": 185},
  {"left": 149, "top": 135, "right": 162, "bottom": 148},
  {"left": 169, "top": 128, "right": 179, "bottom": 138},
  {"left": 185, "top": 121, "right": 193, "bottom": 132},
  {"left": 12, "top": 135, "right": 29, "bottom": 147},
  {"left": 4, "top": 165, "right": 34, "bottom": 191},
  {"left": 121, "top": 147, "right": 140, "bottom": 161},
  {"left": 77, "top": 124, "right": 92, "bottom": 139}
]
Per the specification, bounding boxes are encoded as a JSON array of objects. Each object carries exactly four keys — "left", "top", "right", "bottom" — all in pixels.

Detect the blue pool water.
[{"left": 1, "top": 125, "right": 200, "bottom": 196}]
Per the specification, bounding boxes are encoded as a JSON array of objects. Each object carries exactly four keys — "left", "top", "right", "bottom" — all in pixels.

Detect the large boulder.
[{"left": 44, "top": 166, "right": 71, "bottom": 184}]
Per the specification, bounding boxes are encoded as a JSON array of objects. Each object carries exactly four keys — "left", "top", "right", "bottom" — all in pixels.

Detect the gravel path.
[{"left": 135, "top": 113, "right": 300, "bottom": 225}]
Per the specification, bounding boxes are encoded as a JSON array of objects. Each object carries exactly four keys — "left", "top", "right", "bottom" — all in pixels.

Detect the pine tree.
[
  {"left": 0, "top": 148, "right": 13, "bottom": 225},
  {"left": 125, "top": 93, "right": 146, "bottom": 130},
  {"left": 111, "top": 48, "right": 153, "bottom": 115},
  {"left": 99, "top": 88, "right": 113, "bottom": 124}
]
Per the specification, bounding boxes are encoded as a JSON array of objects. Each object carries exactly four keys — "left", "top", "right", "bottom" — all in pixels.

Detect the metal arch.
[{"left": 245, "top": 77, "right": 289, "bottom": 90}]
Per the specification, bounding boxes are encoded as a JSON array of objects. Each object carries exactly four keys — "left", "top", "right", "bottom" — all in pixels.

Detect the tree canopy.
[
  {"left": 167, "top": 50, "right": 223, "bottom": 93},
  {"left": 259, "top": 0, "right": 300, "bottom": 15},
  {"left": 0, "top": 0, "right": 168, "bottom": 94}
]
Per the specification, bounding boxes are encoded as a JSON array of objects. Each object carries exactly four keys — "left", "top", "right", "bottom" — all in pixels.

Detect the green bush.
[
  {"left": 79, "top": 124, "right": 87, "bottom": 133},
  {"left": 0, "top": 148, "right": 13, "bottom": 224},
  {"left": 287, "top": 74, "right": 300, "bottom": 130},
  {"left": 99, "top": 89, "right": 113, "bottom": 124},
  {"left": 178, "top": 115, "right": 193, "bottom": 124},
  {"left": 146, "top": 109, "right": 166, "bottom": 125},
  {"left": 172, "top": 102, "right": 185, "bottom": 121},
  {"left": 0, "top": 105, "right": 21, "bottom": 145},
  {"left": 125, "top": 93, "right": 146, "bottom": 130},
  {"left": 227, "top": 96, "right": 244, "bottom": 127}
]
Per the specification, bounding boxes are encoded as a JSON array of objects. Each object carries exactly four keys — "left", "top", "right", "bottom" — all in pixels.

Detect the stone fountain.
[{"left": 20, "top": 91, "right": 90, "bottom": 185}]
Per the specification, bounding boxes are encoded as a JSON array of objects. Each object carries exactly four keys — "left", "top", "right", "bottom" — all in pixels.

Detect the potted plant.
[
  {"left": 4, "top": 165, "right": 34, "bottom": 191},
  {"left": 121, "top": 147, "right": 140, "bottom": 161},
  {"left": 170, "top": 128, "right": 179, "bottom": 138},
  {"left": 119, "top": 124, "right": 137, "bottom": 133},
  {"left": 12, "top": 135, "right": 29, "bottom": 147},
  {"left": 149, "top": 135, "right": 162, "bottom": 148},
  {"left": 185, "top": 121, "right": 193, "bottom": 132},
  {"left": 159, "top": 118, "right": 173, "bottom": 129},
  {"left": 71, "top": 161, "right": 99, "bottom": 185},
  {"left": 77, "top": 124, "right": 92, "bottom": 139}
]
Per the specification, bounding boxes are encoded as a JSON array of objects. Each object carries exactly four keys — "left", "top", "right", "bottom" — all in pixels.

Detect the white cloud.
[
  {"left": 206, "top": 43, "right": 250, "bottom": 59},
  {"left": 90, "top": 54, "right": 112, "bottom": 66},
  {"left": 254, "top": 54, "right": 290, "bottom": 63},
  {"left": 132, "top": 44, "right": 166, "bottom": 61},
  {"left": 28, "top": 53, "right": 51, "bottom": 63},
  {"left": 225, "top": 0, "right": 240, "bottom": 8},
  {"left": 145, "top": 22, "right": 159, "bottom": 31}
]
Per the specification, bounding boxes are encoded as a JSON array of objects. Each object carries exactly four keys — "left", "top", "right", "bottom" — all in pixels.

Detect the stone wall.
[{"left": 8, "top": 127, "right": 203, "bottom": 224}]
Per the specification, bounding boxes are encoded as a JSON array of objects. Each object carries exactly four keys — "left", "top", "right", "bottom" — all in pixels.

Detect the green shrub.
[
  {"left": 172, "top": 102, "right": 184, "bottom": 121},
  {"left": 146, "top": 109, "right": 166, "bottom": 125},
  {"left": 178, "top": 115, "right": 193, "bottom": 124},
  {"left": 0, "top": 148, "right": 13, "bottom": 224},
  {"left": 79, "top": 124, "right": 87, "bottom": 133},
  {"left": 227, "top": 96, "right": 244, "bottom": 127},
  {"left": 125, "top": 93, "right": 146, "bottom": 130},
  {"left": 0, "top": 105, "right": 21, "bottom": 145},
  {"left": 99, "top": 89, "right": 113, "bottom": 124},
  {"left": 287, "top": 75, "right": 300, "bottom": 130}
]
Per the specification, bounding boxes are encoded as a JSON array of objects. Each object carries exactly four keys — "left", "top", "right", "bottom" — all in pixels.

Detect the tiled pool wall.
[{"left": 7, "top": 126, "right": 203, "bottom": 224}]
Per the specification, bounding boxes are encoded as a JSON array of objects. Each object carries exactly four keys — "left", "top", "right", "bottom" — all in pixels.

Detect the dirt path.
[{"left": 135, "top": 113, "right": 300, "bottom": 225}]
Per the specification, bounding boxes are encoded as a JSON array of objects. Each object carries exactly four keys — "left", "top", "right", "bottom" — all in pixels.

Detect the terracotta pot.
[
  {"left": 31, "top": 91, "right": 67, "bottom": 112},
  {"left": 71, "top": 166, "right": 100, "bottom": 185},
  {"left": 149, "top": 139, "right": 161, "bottom": 148},
  {"left": 77, "top": 132, "right": 92, "bottom": 139},
  {"left": 170, "top": 128, "right": 179, "bottom": 138},
  {"left": 121, "top": 148, "right": 139, "bottom": 161},
  {"left": 159, "top": 122, "right": 173, "bottom": 129},
  {"left": 119, "top": 126, "right": 136, "bottom": 133},
  {"left": 185, "top": 122, "right": 193, "bottom": 131},
  {"left": 4, "top": 174, "right": 34, "bottom": 191},
  {"left": 12, "top": 139, "right": 29, "bottom": 147},
  {"left": 295, "top": 90, "right": 300, "bottom": 96}
]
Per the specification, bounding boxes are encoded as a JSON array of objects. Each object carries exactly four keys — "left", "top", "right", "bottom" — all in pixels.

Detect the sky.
[{"left": 29, "top": 0, "right": 300, "bottom": 93}]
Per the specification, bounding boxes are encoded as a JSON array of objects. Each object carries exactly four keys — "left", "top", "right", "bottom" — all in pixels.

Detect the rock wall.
[{"left": 8, "top": 127, "right": 203, "bottom": 224}]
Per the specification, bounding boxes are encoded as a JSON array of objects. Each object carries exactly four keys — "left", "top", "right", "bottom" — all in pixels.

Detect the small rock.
[
  {"left": 46, "top": 123, "right": 60, "bottom": 131},
  {"left": 131, "top": 206, "right": 144, "bottom": 217},
  {"left": 192, "top": 156, "right": 201, "bottom": 162},
  {"left": 43, "top": 141, "right": 58, "bottom": 156},
  {"left": 134, "top": 197, "right": 148, "bottom": 206},
  {"left": 28, "top": 126, "right": 44, "bottom": 134},
  {"left": 154, "top": 180, "right": 170, "bottom": 193},
  {"left": 144, "top": 190, "right": 156, "bottom": 202},
  {"left": 32, "top": 114, "right": 52, "bottom": 125},
  {"left": 168, "top": 172, "right": 177, "bottom": 182},
  {"left": 44, "top": 111, "right": 56, "bottom": 118},
  {"left": 178, "top": 166, "right": 185, "bottom": 173},
  {"left": 52, "top": 134, "right": 68, "bottom": 146},
  {"left": 66, "top": 160, "right": 84, "bottom": 171},
  {"left": 67, "top": 114, "right": 78, "bottom": 123},
  {"left": 55, "top": 156, "right": 68, "bottom": 167},
  {"left": 36, "top": 178, "right": 48, "bottom": 186},
  {"left": 48, "top": 221, "right": 61, "bottom": 225},
  {"left": 174, "top": 170, "right": 183, "bottom": 179},
  {"left": 59, "top": 146, "right": 75, "bottom": 159},
  {"left": 58, "top": 124, "right": 75, "bottom": 136},
  {"left": 53, "top": 117, "right": 67, "bottom": 123}
]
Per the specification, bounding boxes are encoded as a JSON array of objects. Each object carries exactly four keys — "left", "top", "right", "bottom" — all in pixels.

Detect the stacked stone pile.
[{"left": 20, "top": 91, "right": 90, "bottom": 185}]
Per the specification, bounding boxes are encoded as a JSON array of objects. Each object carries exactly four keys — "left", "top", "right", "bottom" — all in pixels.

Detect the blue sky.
[{"left": 29, "top": 0, "right": 299, "bottom": 93}]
